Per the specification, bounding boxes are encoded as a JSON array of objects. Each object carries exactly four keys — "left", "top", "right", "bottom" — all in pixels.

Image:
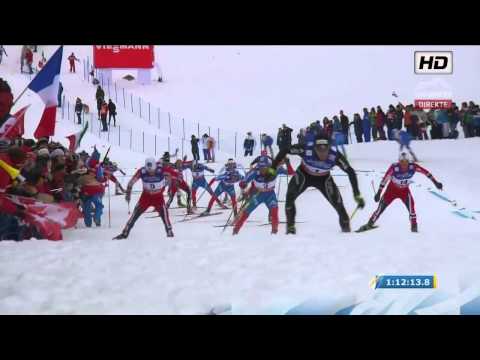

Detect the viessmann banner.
[{"left": 93, "top": 45, "right": 154, "bottom": 69}]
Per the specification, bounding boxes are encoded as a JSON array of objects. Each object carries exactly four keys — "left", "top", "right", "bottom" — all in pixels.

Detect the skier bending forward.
[
  {"left": 272, "top": 134, "right": 365, "bottom": 234},
  {"left": 113, "top": 157, "right": 179, "bottom": 239},
  {"left": 234, "top": 155, "right": 288, "bottom": 235},
  {"left": 357, "top": 152, "right": 443, "bottom": 233}
]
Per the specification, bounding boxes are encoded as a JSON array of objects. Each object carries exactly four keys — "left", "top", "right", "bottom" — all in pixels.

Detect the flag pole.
[
  {"left": 12, "top": 86, "right": 30, "bottom": 108},
  {"left": 12, "top": 45, "right": 63, "bottom": 108}
]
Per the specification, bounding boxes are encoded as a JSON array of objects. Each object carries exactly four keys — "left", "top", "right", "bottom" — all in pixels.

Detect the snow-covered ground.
[{"left": 0, "top": 46, "right": 480, "bottom": 314}]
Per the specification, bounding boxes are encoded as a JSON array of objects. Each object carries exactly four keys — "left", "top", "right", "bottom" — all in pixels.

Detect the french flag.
[{"left": 28, "top": 46, "right": 63, "bottom": 139}]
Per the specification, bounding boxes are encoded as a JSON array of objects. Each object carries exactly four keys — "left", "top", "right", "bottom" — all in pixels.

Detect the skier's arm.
[
  {"left": 204, "top": 165, "right": 215, "bottom": 173},
  {"left": 240, "top": 170, "right": 256, "bottom": 189},
  {"left": 375, "top": 165, "right": 394, "bottom": 201},
  {"left": 414, "top": 163, "right": 443, "bottom": 189},
  {"left": 272, "top": 144, "right": 303, "bottom": 168},
  {"left": 335, "top": 152, "right": 365, "bottom": 202},
  {"left": 126, "top": 169, "right": 142, "bottom": 193}
]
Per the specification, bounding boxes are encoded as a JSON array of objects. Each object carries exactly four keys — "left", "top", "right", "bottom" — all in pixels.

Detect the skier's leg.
[
  {"left": 407, "top": 145, "right": 418, "bottom": 162},
  {"left": 285, "top": 168, "right": 309, "bottom": 232},
  {"left": 233, "top": 193, "right": 261, "bottom": 234},
  {"left": 191, "top": 186, "right": 198, "bottom": 208},
  {"left": 206, "top": 184, "right": 223, "bottom": 212},
  {"left": 368, "top": 187, "right": 396, "bottom": 225},
  {"left": 118, "top": 200, "right": 148, "bottom": 238},
  {"left": 314, "top": 175, "right": 351, "bottom": 232},
  {"left": 156, "top": 201, "right": 174, "bottom": 237},
  {"left": 401, "top": 189, "right": 417, "bottom": 231}
]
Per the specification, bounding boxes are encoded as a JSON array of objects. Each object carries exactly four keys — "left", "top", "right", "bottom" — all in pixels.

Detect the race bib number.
[{"left": 143, "top": 180, "right": 164, "bottom": 191}]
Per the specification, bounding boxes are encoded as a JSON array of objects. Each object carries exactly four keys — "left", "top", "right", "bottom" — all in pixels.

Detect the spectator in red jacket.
[
  {"left": 376, "top": 106, "right": 387, "bottom": 140},
  {"left": 68, "top": 53, "right": 79, "bottom": 73}
]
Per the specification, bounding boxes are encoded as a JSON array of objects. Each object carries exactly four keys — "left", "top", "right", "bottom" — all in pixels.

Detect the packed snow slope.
[{"left": 1, "top": 138, "right": 480, "bottom": 314}]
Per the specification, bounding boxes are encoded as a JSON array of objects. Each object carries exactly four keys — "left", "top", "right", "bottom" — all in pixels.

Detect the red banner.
[{"left": 93, "top": 45, "right": 154, "bottom": 69}]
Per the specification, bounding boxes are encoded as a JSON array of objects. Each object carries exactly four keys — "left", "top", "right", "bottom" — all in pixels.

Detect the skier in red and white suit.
[
  {"left": 357, "top": 152, "right": 443, "bottom": 233},
  {"left": 113, "top": 157, "right": 179, "bottom": 239}
]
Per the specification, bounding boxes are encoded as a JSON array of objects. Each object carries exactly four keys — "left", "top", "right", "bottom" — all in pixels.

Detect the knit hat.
[{"left": 50, "top": 148, "right": 65, "bottom": 159}]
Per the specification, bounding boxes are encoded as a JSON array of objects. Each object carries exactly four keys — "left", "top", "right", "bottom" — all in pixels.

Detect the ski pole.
[
  {"left": 371, "top": 179, "right": 376, "bottom": 195},
  {"left": 350, "top": 204, "right": 360, "bottom": 220},
  {"left": 107, "top": 181, "right": 112, "bottom": 228}
]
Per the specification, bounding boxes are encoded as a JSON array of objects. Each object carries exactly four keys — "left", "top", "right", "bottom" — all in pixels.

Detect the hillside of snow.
[{"left": 1, "top": 46, "right": 480, "bottom": 314}]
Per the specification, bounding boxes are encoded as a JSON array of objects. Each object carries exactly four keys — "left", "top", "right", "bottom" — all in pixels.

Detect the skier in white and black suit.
[{"left": 272, "top": 133, "right": 365, "bottom": 234}]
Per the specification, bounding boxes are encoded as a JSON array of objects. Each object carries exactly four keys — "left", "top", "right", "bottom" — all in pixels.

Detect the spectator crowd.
[{"left": 0, "top": 78, "right": 125, "bottom": 241}]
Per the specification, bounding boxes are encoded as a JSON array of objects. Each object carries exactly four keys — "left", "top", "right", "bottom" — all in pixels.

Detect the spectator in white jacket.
[{"left": 201, "top": 134, "right": 210, "bottom": 161}]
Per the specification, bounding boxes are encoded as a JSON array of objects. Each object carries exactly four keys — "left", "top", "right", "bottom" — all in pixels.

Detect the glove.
[
  {"left": 434, "top": 181, "right": 443, "bottom": 190},
  {"left": 125, "top": 190, "right": 131, "bottom": 203},
  {"left": 265, "top": 167, "right": 277, "bottom": 180},
  {"left": 374, "top": 190, "right": 382, "bottom": 203},
  {"left": 354, "top": 194, "right": 365, "bottom": 209}
]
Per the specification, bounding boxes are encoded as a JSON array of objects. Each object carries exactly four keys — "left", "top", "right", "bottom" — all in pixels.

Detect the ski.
[
  {"left": 177, "top": 212, "right": 223, "bottom": 223},
  {"left": 257, "top": 221, "right": 306, "bottom": 226},
  {"left": 355, "top": 224, "right": 379, "bottom": 233},
  {"left": 213, "top": 220, "right": 260, "bottom": 227}
]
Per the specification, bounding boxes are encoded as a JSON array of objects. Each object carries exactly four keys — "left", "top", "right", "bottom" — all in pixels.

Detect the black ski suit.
[{"left": 273, "top": 144, "right": 361, "bottom": 231}]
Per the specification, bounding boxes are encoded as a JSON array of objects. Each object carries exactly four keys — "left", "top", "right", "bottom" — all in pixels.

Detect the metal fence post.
[
  {"left": 157, "top": 108, "right": 160, "bottom": 129},
  {"left": 154, "top": 134, "right": 157, "bottom": 156},
  {"left": 208, "top": 126, "right": 211, "bottom": 136},
  {"left": 168, "top": 112, "right": 172, "bottom": 134},
  {"left": 181, "top": 139, "right": 184, "bottom": 159},
  {"left": 142, "top": 131, "right": 145, "bottom": 153},
  {"left": 168, "top": 137, "right": 171, "bottom": 153},
  {"left": 130, "top": 93, "right": 133, "bottom": 113},
  {"left": 182, "top": 118, "right": 185, "bottom": 139},
  {"left": 123, "top": 87, "right": 126, "bottom": 108},
  {"left": 148, "top": 103, "right": 151, "bottom": 124},
  {"left": 139, "top": 97, "right": 142, "bottom": 118},
  {"left": 197, "top": 123, "right": 200, "bottom": 138},
  {"left": 67, "top": 100, "right": 70, "bottom": 121}
]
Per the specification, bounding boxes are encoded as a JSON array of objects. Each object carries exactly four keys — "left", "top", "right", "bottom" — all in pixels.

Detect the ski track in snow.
[{"left": 1, "top": 46, "right": 480, "bottom": 314}]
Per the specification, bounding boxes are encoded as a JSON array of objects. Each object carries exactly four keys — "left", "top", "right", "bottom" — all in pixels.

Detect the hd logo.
[{"left": 415, "top": 51, "right": 453, "bottom": 74}]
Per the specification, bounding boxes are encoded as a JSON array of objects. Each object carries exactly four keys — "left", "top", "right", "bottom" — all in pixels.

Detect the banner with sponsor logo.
[{"left": 93, "top": 45, "right": 154, "bottom": 69}]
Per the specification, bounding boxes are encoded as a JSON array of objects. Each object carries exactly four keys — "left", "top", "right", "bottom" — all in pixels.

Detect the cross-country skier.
[
  {"left": 356, "top": 152, "right": 443, "bottom": 233},
  {"left": 272, "top": 133, "right": 365, "bottom": 234},
  {"left": 187, "top": 160, "right": 224, "bottom": 210},
  {"left": 113, "top": 157, "right": 179, "bottom": 239},
  {"left": 392, "top": 128, "right": 418, "bottom": 162},
  {"left": 165, "top": 158, "right": 193, "bottom": 213},
  {"left": 201, "top": 159, "right": 244, "bottom": 217},
  {"left": 234, "top": 156, "right": 290, "bottom": 235}
]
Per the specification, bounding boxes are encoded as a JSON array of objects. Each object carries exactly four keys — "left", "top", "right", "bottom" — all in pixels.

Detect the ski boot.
[
  {"left": 411, "top": 223, "right": 418, "bottom": 232},
  {"left": 186, "top": 205, "right": 194, "bottom": 215},
  {"left": 286, "top": 224, "right": 296, "bottom": 235},
  {"left": 94, "top": 219, "right": 101, "bottom": 227},
  {"left": 271, "top": 228, "right": 278, "bottom": 235},
  {"left": 200, "top": 208, "right": 211, "bottom": 217},
  {"left": 113, "top": 230, "right": 128, "bottom": 240},
  {"left": 341, "top": 221, "right": 351, "bottom": 233},
  {"left": 356, "top": 221, "right": 376, "bottom": 233},
  {"left": 166, "top": 228, "right": 174, "bottom": 237}
]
